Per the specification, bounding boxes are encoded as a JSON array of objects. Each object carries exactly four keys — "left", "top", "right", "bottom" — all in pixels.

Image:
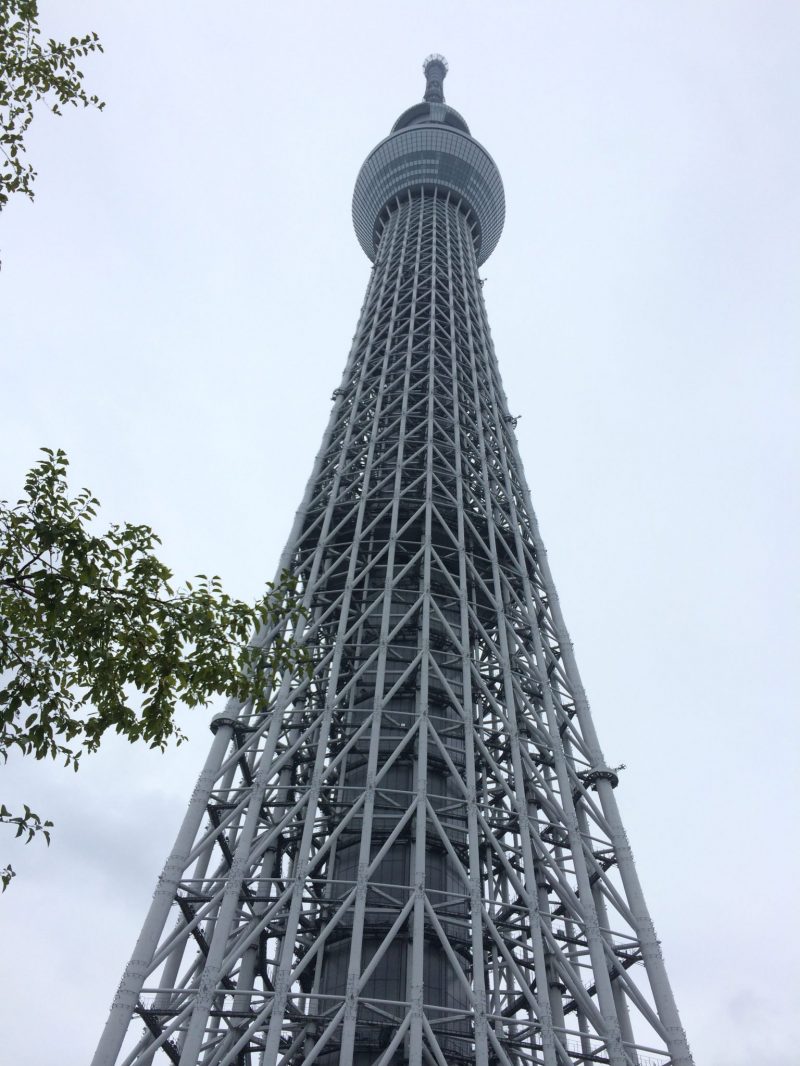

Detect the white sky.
[{"left": 1, "top": 3, "right": 798, "bottom": 1064}]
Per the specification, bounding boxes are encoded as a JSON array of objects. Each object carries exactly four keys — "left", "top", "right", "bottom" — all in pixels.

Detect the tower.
[{"left": 93, "top": 57, "right": 693, "bottom": 1066}]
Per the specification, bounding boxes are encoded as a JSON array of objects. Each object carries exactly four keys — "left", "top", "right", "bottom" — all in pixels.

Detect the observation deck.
[{"left": 352, "top": 55, "right": 505, "bottom": 266}]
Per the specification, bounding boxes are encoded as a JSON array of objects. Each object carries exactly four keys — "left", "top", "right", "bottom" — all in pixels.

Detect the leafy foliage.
[
  {"left": 1, "top": 449, "right": 309, "bottom": 880},
  {"left": 1, "top": 803, "right": 51, "bottom": 891},
  {"left": 0, "top": 0, "right": 104, "bottom": 210}
]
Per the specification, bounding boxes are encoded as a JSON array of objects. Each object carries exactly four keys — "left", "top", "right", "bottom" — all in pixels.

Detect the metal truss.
[{"left": 93, "top": 188, "right": 694, "bottom": 1066}]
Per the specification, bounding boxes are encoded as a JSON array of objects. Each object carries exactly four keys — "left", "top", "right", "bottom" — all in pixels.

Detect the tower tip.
[{"left": 423, "top": 54, "right": 448, "bottom": 103}]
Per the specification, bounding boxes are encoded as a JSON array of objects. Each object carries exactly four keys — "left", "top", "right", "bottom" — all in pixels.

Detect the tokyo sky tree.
[{"left": 94, "top": 57, "right": 693, "bottom": 1066}]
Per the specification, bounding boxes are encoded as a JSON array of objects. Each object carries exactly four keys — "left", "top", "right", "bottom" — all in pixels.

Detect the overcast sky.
[{"left": 1, "top": 3, "right": 798, "bottom": 1064}]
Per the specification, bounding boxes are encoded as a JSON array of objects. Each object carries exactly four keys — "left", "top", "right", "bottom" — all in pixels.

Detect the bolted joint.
[
  {"left": 210, "top": 714, "right": 239, "bottom": 734},
  {"left": 583, "top": 767, "right": 620, "bottom": 790}
]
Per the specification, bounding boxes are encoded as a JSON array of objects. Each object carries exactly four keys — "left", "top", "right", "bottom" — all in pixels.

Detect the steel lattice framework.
[{"left": 94, "top": 57, "right": 694, "bottom": 1066}]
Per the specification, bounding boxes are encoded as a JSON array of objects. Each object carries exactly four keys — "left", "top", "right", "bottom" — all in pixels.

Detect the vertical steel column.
[
  {"left": 489, "top": 366, "right": 694, "bottom": 1066},
  {"left": 443, "top": 194, "right": 491, "bottom": 1066},
  {"left": 336, "top": 196, "right": 413, "bottom": 1066}
]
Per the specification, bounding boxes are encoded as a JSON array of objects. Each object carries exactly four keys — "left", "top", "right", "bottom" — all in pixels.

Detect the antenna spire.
[{"left": 423, "top": 53, "right": 448, "bottom": 103}]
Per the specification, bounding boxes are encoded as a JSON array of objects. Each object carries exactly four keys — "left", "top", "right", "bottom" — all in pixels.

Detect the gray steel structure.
[{"left": 94, "top": 57, "right": 693, "bottom": 1066}]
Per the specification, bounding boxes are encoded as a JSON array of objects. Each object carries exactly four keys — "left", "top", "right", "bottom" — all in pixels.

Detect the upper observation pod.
[{"left": 352, "top": 56, "right": 505, "bottom": 266}]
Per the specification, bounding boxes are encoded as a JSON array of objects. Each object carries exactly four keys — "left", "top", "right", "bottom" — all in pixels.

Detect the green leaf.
[
  {"left": 0, "top": 1, "right": 105, "bottom": 214},
  {"left": 1, "top": 449, "right": 307, "bottom": 885}
]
